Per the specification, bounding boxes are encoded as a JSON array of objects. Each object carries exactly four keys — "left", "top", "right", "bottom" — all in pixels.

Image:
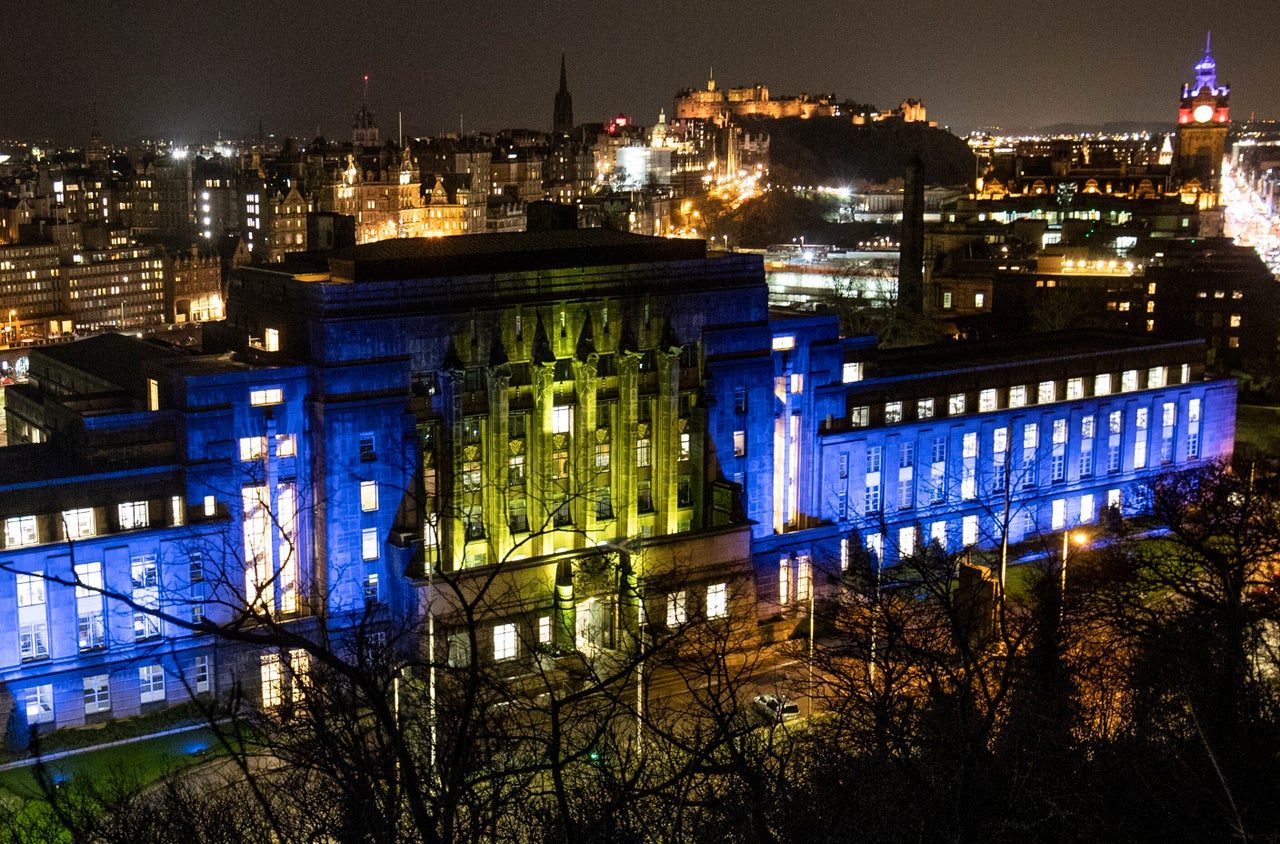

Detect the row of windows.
[
  {"left": 486, "top": 582, "right": 729, "bottom": 663},
  {"left": 26, "top": 658, "right": 213, "bottom": 724},
  {"left": 3, "top": 500, "right": 178, "bottom": 548},
  {"left": 850, "top": 365, "right": 1193, "bottom": 428},
  {"left": 843, "top": 399, "right": 1202, "bottom": 516},
  {"left": 842, "top": 489, "right": 1124, "bottom": 566}
]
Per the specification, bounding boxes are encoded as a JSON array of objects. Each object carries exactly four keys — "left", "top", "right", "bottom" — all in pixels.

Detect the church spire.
[{"left": 553, "top": 54, "right": 574, "bottom": 134}]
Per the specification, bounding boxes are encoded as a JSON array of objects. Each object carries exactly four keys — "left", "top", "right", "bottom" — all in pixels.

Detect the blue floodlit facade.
[{"left": 0, "top": 231, "right": 1237, "bottom": 732}]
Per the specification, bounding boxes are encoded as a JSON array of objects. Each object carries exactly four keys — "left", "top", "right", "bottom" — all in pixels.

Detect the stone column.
[
  {"left": 655, "top": 348, "right": 680, "bottom": 535},
  {"left": 439, "top": 364, "right": 464, "bottom": 572},
  {"left": 485, "top": 359, "right": 511, "bottom": 563},
  {"left": 616, "top": 351, "right": 641, "bottom": 540},
  {"left": 531, "top": 361, "right": 556, "bottom": 559},
  {"left": 573, "top": 353, "right": 599, "bottom": 542}
]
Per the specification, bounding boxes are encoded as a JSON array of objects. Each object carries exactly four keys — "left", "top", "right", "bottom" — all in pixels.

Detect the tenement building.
[{"left": 0, "top": 231, "right": 1237, "bottom": 731}]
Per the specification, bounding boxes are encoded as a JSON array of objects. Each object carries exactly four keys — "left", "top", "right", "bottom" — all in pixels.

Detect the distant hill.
[{"left": 759, "top": 117, "right": 976, "bottom": 188}]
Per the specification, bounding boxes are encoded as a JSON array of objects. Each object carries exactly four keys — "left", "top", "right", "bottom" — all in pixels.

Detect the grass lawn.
[{"left": 0, "top": 725, "right": 220, "bottom": 801}]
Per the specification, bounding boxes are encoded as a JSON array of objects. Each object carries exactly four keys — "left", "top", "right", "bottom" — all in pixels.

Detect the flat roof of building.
[
  {"left": 275, "top": 230, "right": 711, "bottom": 283},
  {"left": 35, "top": 333, "right": 188, "bottom": 394},
  {"left": 861, "top": 330, "right": 1202, "bottom": 378}
]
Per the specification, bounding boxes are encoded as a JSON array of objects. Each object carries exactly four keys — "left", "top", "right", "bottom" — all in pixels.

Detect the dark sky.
[{"left": 4, "top": 1, "right": 1278, "bottom": 145}]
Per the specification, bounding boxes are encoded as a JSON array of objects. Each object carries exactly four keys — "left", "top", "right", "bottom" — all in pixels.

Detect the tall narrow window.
[
  {"left": 494, "top": 623, "right": 518, "bottom": 661},
  {"left": 76, "top": 562, "right": 106, "bottom": 652},
  {"left": 132, "top": 554, "right": 161, "bottom": 642},
  {"left": 1187, "top": 398, "right": 1201, "bottom": 459},
  {"left": 361, "top": 481, "right": 378, "bottom": 512},
  {"left": 706, "top": 583, "right": 727, "bottom": 619},
  {"left": 961, "top": 432, "right": 978, "bottom": 500},
  {"left": 1021, "top": 423, "right": 1038, "bottom": 489}
]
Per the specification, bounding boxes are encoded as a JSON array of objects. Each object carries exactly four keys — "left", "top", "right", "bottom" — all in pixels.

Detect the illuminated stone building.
[
  {"left": 262, "top": 186, "right": 310, "bottom": 263},
  {"left": 63, "top": 245, "right": 167, "bottom": 332},
  {"left": 0, "top": 243, "right": 65, "bottom": 343},
  {"left": 165, "top": 246, "right": 223, "bottom": 324},
  {"left": 1175, "top": 34, "right": 1230, "bottom": 212},
  {"left": 675, "top": 74, "right": 838, "bottom": 124},
  {"left": 741, "top": 317, "right": 1236, "bottom": 629},
  {"left": 0, "top": 231, "right": 1238, "bottom": 731},
  {"left": 327, "top": 150, "right": 472, "bottom": 244}
]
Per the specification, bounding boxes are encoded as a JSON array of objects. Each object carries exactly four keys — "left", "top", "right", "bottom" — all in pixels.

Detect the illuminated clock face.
[{"left": 1193, "top": 104, "right": 1214, "bottom": 123}]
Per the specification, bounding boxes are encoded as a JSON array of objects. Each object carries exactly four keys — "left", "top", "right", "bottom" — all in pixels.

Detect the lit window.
[
  {"left": 17, "top": 573, "right": 44, "bottom": 607},
  {"left": 20, "top": 621, "right": 48, "bottom": 661},
  {"left": 538, "top": 616, "right": 552, "bottom": 644},
  {"left": 1095, "top": 373, "right": 1112, "bottom": 396},
  {"left": 899, "top": 526, "right": 916, "bottom": 557},
  {"left": 917, "top": 398, "right": 934, "bottom": 419},
  {"left": 203, "top": 495, "right": 216, "bottom": 517},
  {"left": 139, "top": 665, "right": 165, "bottom": 704},
  {"left": 733, "top": 430, "right": 746, "bottom": 457},
  {"left": 1121, "top": 370, "right": 1138, "bottom": 392},
  {"left": 194, "top": 655, "right": 211, "bottom": 694},
  {"left": 1051, "top": 499, "right": 1066, "bottom": 530},
  {"left": 1066, "top": 377, "right": 1083, "bottom": 400},
  {"left": 362, "top": 527, "right": 379, "bottom": 560},
  {"left": 842, "top": 362, "right": 863, "bottom": 383},
  {"left": 790, "top": 373, "right": 803, "bottom": 394},
  {"left": 1148, "top": 367, "right": 1166, "bottom": 389},
  {"left": 364, "top": 573, "right": 379, "bottom": 603},
  {"left": 360, "top": 480, "right": 378, "bottom": 512},
  {"left": 1008, "top": 385, "right": 1027, "bottom": 408},
  {"left": 796, "top": 555, "right": 812, "bottom": 602},
  {"left": 679, "top": 433, "right": 691, "bottom": 461},
  {"left": 239, "top": 436, "right": 267, "bottom": 461},
  {"left": 83, "top": 675, "right": 110, "bottom": 715},
  {"left": 974, "top": 292, "right": 985, "bottom": 308},
  {"left": 62, "top": 508, "right": 95, "bottom": 540},
  {"left": 885, "top": 402, "right": 903, "bottom": 423},
  {"left": 1038, "top": 381, "right": 1055, "bottom": 403},
  {"left": 772, "top": 335, "right": 795, "bottom": 351},
  {"left": 666, "top": 590, "right": 688, "bottom": 627},
  {"left": 962, "top": 515, "right": 979, "bottom": 546},
  {"left": 118, "top": 501, "right": 149, "bottom": 530},
  {"left": 250, "top": 388, "right": 283, "bottom": 406},
  {"left": 264, "top": 328, "right": 279, "bottom": 352},
  {"left": 5, "top": 516, "right": 38, "bottom": 548},
  {"left": 494, "top": 623, "right": 518, "bottom": 661},
  {"left": 595, "top": 442, "right": 611, "bottom": 470},
  {"left": 25, "top": 684, "right": 53, "bottom": 725},
  {"left": 637, "top": 437, "right": 651, "bottom": 467},
  {"left": 850, "top": 406, "right": 869, "bottom": 428},
  {"left": 778, "top": 556, "right": 792, "bottom": 605},
  {"left": 948, "top": 393, "right": 965, "bottom": 415},
  {"left": 276, "top": 434, "right": 296, "bottom": 457},
  {"left": 706, "top": 582, "right": 728, "bottom": 619},
  {"left": 553, "top": 405, "right": 573, "bottom": 435},
  {"left": 979, "top": 389, "right": 997, "bottom": 412},
  {"left": 261, "top": 653, "right": 282, "bottom": 708}
]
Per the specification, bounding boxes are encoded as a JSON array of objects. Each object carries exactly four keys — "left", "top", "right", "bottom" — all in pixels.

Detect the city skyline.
[{"left": 4, "top": 1, "right": 1278, "bottom": 145}]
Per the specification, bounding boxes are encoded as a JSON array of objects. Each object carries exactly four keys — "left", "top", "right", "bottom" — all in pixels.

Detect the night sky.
[{"left": 4, "top": 1, "right": 1278, "bottom": 145}]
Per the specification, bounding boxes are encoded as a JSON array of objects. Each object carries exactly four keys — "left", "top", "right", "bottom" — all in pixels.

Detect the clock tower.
[{"left": 1175, "top": 33, "right": 1230, "bottom": 212}]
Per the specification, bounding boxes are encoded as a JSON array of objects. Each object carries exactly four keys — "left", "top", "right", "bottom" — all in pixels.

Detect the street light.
[{"left": 1060, "top": 529, "right": 1089, "bottom": 619}]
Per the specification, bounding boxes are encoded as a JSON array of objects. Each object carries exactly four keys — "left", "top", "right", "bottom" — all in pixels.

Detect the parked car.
[{"left": 753, "top": 693, "right": 800, "bottom": 724}]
